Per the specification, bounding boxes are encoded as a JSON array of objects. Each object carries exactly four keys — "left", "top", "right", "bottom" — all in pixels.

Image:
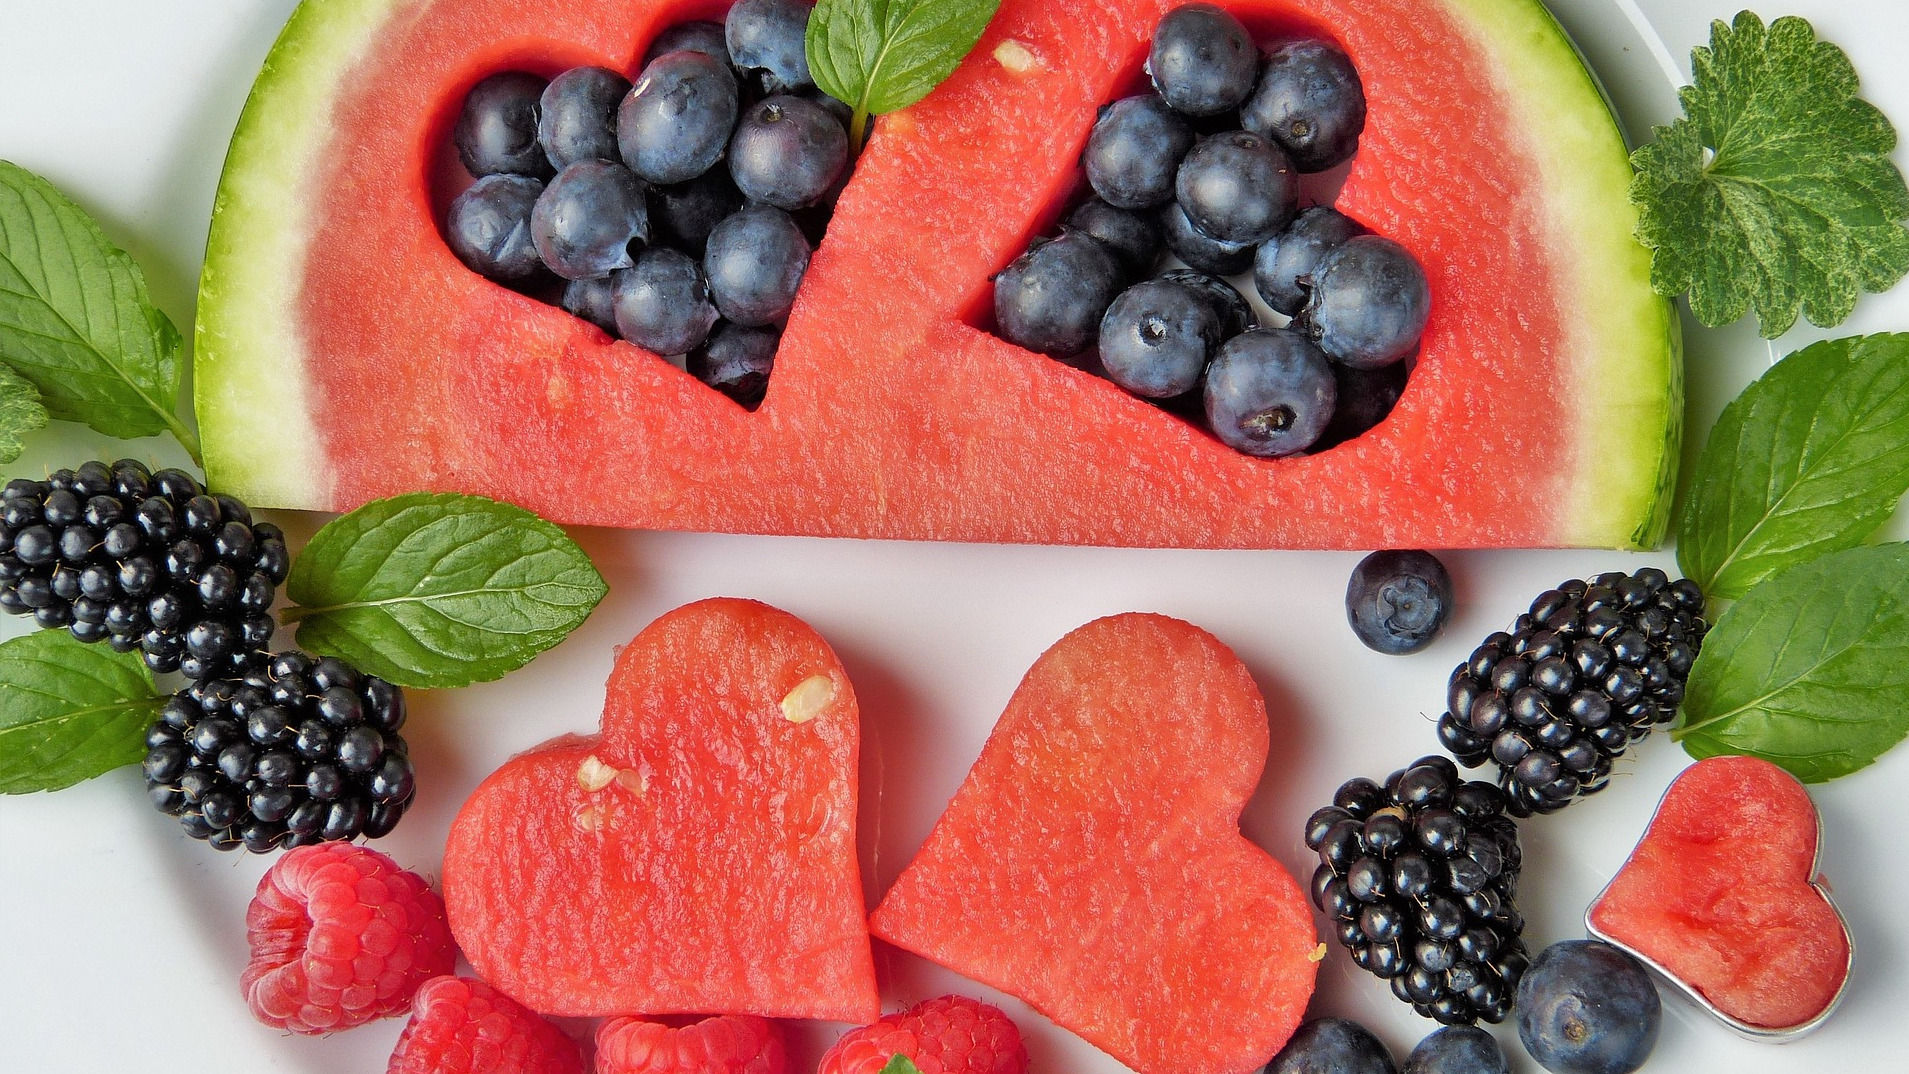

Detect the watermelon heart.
[
  {"left": 869, "top": 613, "right": 1319, "bottom": 1074},
  {"left": 1586, "top": 755, "right": 1852, "bottom": 1037},
  {"left": 441, "top": 597, "right": 879, "bottom": 1022},
  {"left": 198, "top": 0, "right": 1678, "bottom": 549}
]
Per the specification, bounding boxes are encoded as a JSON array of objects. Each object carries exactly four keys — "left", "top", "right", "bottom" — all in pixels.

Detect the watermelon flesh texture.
[
  {"left": 868, "top": 613, "right": 1320, "bottom": 1074},
  {"left": 1588, "top": 755, "right": 1851, "bottom": 1032},
  {"left": 441, "top": 598, "right": 880, "bottom": 1022},
  {"left": 196, "top": 0, "right": 1677, "bottom": 548}
]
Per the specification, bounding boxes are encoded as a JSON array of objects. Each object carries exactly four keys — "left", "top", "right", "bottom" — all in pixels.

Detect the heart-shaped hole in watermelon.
[
  {"left": 425, "top": 0, "right": 854, "bottom": 412},
  {"left": 968, "top": 6, "right": 1423, "bottom": 460}
]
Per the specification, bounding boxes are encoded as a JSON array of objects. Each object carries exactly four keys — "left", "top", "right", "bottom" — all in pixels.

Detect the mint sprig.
[
  {"left": 0, "top": 364, "right": 47, "bottom": 463},
  {"left": 0, "top": 632, "right": 165, "bottom": 794},
  {"left": 878, "top": 1057, "right": 924, "bottom": 1074},
  {"left": 1676, "top": 333, "right": 1909, "bottom": 599},
  {"left": 283, "top": 492, "right": 609, "bottom": 689},
  {"left": 807, "top": 0, "right": 1002, "bottom": 146},
  {"left": 1674, "top": 543, "right": 1909, "bottom": 782},
  {"left": 0, "top": 160, "right": 198, "bottom": 458},
  {"left": 1630, "top": 12, "right": 1909, "bottom": 338}
]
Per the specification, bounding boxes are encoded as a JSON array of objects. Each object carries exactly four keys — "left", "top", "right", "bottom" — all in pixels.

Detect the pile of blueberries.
[
  {"left": 444, "top": 0, "right": 844, "bottom": 409},
  {"left": 993, "top": 3, "right": 1428, "bottom": 458}
]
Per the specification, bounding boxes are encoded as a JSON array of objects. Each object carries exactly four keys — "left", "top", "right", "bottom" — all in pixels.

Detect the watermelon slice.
[
  {"left": 868, "top": 613, "right": 1319, "bottom": 1074},
  {"left": 196, "top": 0, "right": 1677, "bottom": 549},
  {"left": 1586, "top": 755, "right": 1852, "bottom": 1036},
  {"left": 440, "top": 597, "right": 879, "bottom": 1022}
]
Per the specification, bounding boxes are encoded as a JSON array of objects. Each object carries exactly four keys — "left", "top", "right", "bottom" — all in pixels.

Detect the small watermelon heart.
[
  {"left": 869, "top": 613, "right": 1319, "bottom": 1074},
  {"left": 1586, "top": 755, "right": 1852, "bottom": 1037},
  {"left": 442, "top": 597, "right": 879, "bottom": 1022}
]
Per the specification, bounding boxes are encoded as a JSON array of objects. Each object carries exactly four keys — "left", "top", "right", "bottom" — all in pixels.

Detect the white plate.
[{"left": 2, "top": 1, "right": 1906, "bottom": 1071}]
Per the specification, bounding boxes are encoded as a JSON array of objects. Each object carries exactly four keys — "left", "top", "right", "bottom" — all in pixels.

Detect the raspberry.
[
  {"left": 389, "top": 976, "right": 586, "bottom": 1074},
  {"left": 241, "top": 843, "right": 455, "bottom": 1033},
  {"left": 595, "top": 1014, "right": 789, "bottom": 1074},
  {"left": 818, "top": 995, "right": 1030, "bottom": 1074}
]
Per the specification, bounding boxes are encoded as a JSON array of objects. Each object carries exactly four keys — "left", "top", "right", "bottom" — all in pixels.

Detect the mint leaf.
[
  {"left": 0, "top": 632, "right": 165, "bottom": 793},
  {"left": 1673, "top": 543, "right": 1909, "bottom": 782},
  {"left": 0, "top": 364, "right": 47, "bottom": 463},
  {"left": 1677, "top": 333, "right": 1909, "bottom": 599},
  {"left": 808, "top": 0, "right": 1001, "bottom": 144},
  {"left": 878, "top": 1058, "right": 923, "bottom": 1074},
  {"left": 284, "top": 492, "right": 608, "bottom": 689},
  {"left": 1630, "top": 13, "right": 1909, "bottom": 338},
  {"left": 0, "top": 161, "right": 198, "bottom": 455}
]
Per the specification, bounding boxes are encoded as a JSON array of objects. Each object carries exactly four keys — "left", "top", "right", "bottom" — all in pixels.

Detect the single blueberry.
[
  {"left": 1083, "top": 94, "right": 1195, "bottom": 209},
  {"left": 728, "top": 94, "right": 849, "bottom": 210},
  {"left": 530, "top": 159, "right": 650, "bottom": 280},
  {"left": 538, "top": 65, "right": 631, "bottom": 169},
  {"left": 454, "top": 71, "right": 552, "bottom": 178},
  {"left": 1516, "top": 940, "right": 1660, "bottom": 1074},
  {"left": 1299, "top": 235, "right": 1430, "bottom": 368},
  {"left": 992, "top": 231, "right": 1123, "bottom": 358},
  {"left": 1268, "top": 1018, "right": 1398, "bottom": 1074},
  {"left": 1159, "top": 200, "right": 1255, "bottom": 276},
  {"left": 613, "top": 248, "right": 721, "bottom": 355},
  {"left": 1255, "top": 205, "right": 1366, "bottom": 315},
  {"left": 1065, "top": 197, "right": 1164, "bottom": 280},
  {"left": 1157, "top": 268, "right": 1255, "bottom": 337},
  {"left": 643, "top": 19, "right": 730, "bottom": 68},
  {"left": 690, "top": 322, "right": 778, "bottom": 408},
  {"left": 1098, "top": 278, "right": 1221, "bottom": 398},
  {"left": 1202, "top": 327, "right": 1336, "bottom": 456},
  {"left": 619, "top": 50, "right": 740, "bottom": 185},
  {"left": 1243, "top": 38, "right": 1367, "bottom": 172},
  {"left": 445, "top": 173, "right": 545, "bottom": 281},
  {"left": 1315, "top": 358, "right": 1409, "bottom": 449},
  {"left": 726, "top": 0, "right": 814, "bottom": 93},
  {"left": 1148, "top": 4, "right": 1259, "bottom": 116},
  {"left": 1175, "top": 130, "right": 1299, "bottom": 245},
  {"left": 561, "top": 275, "right": 620, "bottom": 335},
  {"left": 649, "top": 169, "right": 746, "bottom": 254},
  {"left": 1347, "top": 549, "right": 1453, "bottom": 654},
  {"left": 703, "top": 204, "right": 811, "bottom": 326}
]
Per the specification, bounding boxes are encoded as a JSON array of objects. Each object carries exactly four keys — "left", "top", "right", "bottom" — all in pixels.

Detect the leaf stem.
[{"left": 849, "top": 104, "right": 870, "bottom": 150}]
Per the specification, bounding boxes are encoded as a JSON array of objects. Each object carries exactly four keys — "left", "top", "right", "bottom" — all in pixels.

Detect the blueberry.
[
  {"left": 1316, "top": 359, "right": 1409, "bottom": 448},
  {"left": 530, "top": 159, "right": 650, "bottom": 280},
  {"left": 454, "top": 71, "right": 552, "bottom": 178},
  {"left": 1243, "top": 39, "right": 1367, "bottom": 172},
  {"left": 1148, "top": 4, "right": 1259, "bottom": 116},
  {"left": 1065, "top": 197, "right": 1163, "bottom": 280},
  {"left": 690, "top": 322, "right": 777, "bottom": 408},
  {"left": 538, "top": 66, "right": 631, "bottom": 169},
  {"left": 1255, "top": 205, "right": 1366, "bottom": 315},
  {"left": 643, "top": 20, "right": 730, "bottom": 68},
  {"left": 1098, "top": 279, "right": 1221, "bottom": 398},
  {"left": 1517, "top": 940, "right": 1660, "bottom": 1074},
  {"left": 648, "top": 169, "right": 745, "bottom": 254},
  {"left": 1159, "top": 200, "right": 1254, "bottom": 276},
  {"left": 728, "top": 95, "right": 849, "bottom": 210},
  {"left": 1202, "top": 328, "right": 1335, "bottom": 456},
  {"left": 613, "top": 248, "right": 720, "bottom": 355},
  {"left": 619, "top": 50, "right": 740, "bottom": 185},
  {"left": 1268, "top": 1018, "right": 1398, "bottom": 1074},
  {"left": 561, "top": 275, "right": 619, "bottom": 334},
  {"left": 1083, "top": 94, "right": 1195, "bottom": 209},
  {"left": 1175, "top": 130, "right": 1299, "bottom": 245},
  {"left": 726, "top": 0, "right": 814, "bottom": 94},
  {"left": 703, "top": 204, "right": 811, "bottom": 326},
  {"left": 992, "top": 231, "right": 1123, "bottom": 358},
  {"left": 1299, "top": 235, "right": 1430, "bottom": 368},
  {"left": 1347, "top": 549, "right": 1453, "bottom": 654},
  {"left": 445, "top": 173, "right": 545, "bottom": 281},
  {"left": 1157, "top": 269, "right": 1255, "bottom": 337}
]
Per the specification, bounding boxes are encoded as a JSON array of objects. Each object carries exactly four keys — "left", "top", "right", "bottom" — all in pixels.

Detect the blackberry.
[
  {"left": 0, "top": 460, "right": 287, "bottom": 679},
  {"left": 142, "top": 650, "right": 414, "bottom": 852},
  {"left": 1306, "top": 758, "right": 1530, "bottom": 1026},
  {"left": 1435, "top": 568, "right": 1707, "bottom": 816}
]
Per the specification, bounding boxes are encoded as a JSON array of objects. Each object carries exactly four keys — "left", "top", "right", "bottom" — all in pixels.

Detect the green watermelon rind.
[{"left": 196, "top": 0, "right": 407, "bottom": 505}]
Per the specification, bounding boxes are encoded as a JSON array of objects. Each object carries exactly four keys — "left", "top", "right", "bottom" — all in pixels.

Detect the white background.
[{"left": 2, "top": 1, "right": 1906, "bottom": 1071}]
